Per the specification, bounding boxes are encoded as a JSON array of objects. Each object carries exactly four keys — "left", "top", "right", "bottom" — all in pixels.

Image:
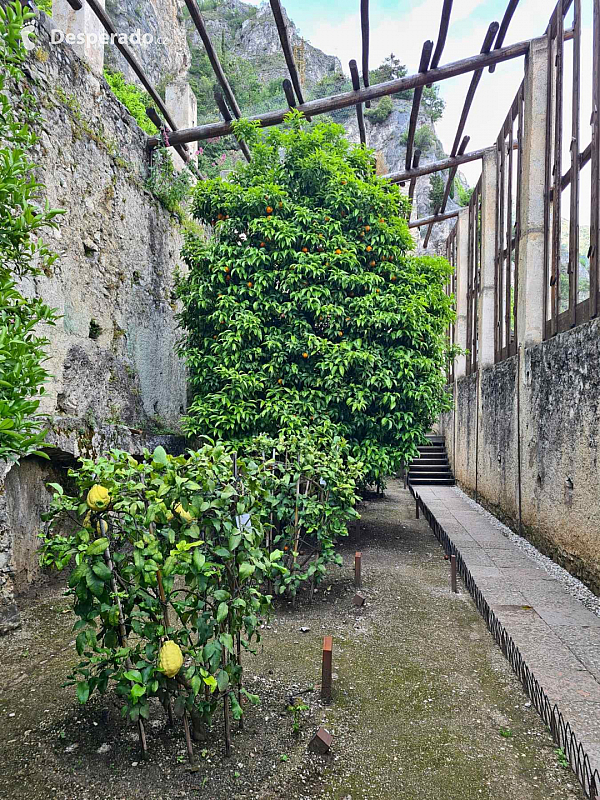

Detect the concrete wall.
[
  {"left": 440, "top": 317, "right": 600, "bottom": 594},
  {"left": 0, "top": 14, "right": 189, "bottom": 633}
]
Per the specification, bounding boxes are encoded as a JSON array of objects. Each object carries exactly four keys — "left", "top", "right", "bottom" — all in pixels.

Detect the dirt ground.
[{"left": 0, "top": 481, "right": 586, "bottom": 800}]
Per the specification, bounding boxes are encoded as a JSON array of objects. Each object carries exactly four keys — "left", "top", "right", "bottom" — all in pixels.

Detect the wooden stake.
[
  {"left": 451, "top": 554, "right": 458, "bottom": 593},
  {"left": 321, "top": 636, "right": 333, "bottom": 703},
  {"left": 354, "top": 551, "right": 362, "bottom": 588}
]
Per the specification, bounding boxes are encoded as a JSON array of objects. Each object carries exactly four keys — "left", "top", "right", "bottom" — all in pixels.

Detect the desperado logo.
[{"left": 21, "top": 23, "right": 36, "bottom": 51}]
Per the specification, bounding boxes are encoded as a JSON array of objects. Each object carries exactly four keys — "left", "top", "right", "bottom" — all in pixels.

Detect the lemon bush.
[
  {"left": 177, "top": 112, "right": 456, "bottom": 487},
  {"left": 40, "top": 444, "right": 286, "bottom": 747}
]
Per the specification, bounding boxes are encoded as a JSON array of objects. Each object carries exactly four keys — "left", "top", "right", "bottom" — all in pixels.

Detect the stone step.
[{"left": 409, "top": 477, "right": 456, "bottom": 485}]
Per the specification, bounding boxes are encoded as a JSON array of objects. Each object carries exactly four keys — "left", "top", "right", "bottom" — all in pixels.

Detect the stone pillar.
[
  {"left": 454, "top": 207, "right": 470, "bottom": 379},
  {"left": 165, "top": 80, "right": 198, "bottom": 171},
  {"left": 52, "top": 0, "right": 105, "bottom": 77},
  {"left": 517, "top": 35, "right": 549, "bottom": 348},
  {"left": 478, "top": 147, "right": 498, "bottom": 368}
]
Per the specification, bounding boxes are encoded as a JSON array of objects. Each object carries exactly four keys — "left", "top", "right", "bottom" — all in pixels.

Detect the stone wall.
[
  {"left": 0, "top": 13, "right": 188, "bottom": 633},
  {"left": 440, "top": 317, "right": 600, "bottom": 594}
]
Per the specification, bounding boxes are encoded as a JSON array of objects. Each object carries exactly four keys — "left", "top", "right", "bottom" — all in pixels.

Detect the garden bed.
[{"left": 0, "top": 482, "right": 584, "bottom": 800}]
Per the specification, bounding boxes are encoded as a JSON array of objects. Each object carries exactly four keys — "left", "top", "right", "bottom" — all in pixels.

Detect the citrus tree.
[{"left": 177, "top": 112, "right": 455, "bottom": 486}]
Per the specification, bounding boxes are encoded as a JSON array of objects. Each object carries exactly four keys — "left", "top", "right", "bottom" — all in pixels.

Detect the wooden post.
[
  {"left": 451, "top": 554, "right": 458, "bottom": 593},
  {"left": 354, "top": 551, "right": 362, "bottom": 588},
  {"left": 321, "top": 636, "right": 333, "bottom": 703},
  {"left": 416, "top": 499, "right": 420, "bottom": 519}
]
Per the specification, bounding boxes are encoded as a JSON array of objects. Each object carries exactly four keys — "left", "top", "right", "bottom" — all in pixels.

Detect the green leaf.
[
  {"left": 216, "top": 670, "right": 229, "bottom": 692},
  {"left": 238, "top": 562, "right": 255, "bottom": 581},
  {"left": 91, "top": 561, "right": 112, "bottom": 582},
  {"left": 152, "top": 445, "right": 168, "bottom": 466},
  {"left": 130, "top": 683, "right": 146, "bottom": 700},
  {"left": 216, "top": 601, "right": 228, "bottom": 623},
  {"left": 76, "top": 681, "right": 90, "bottom": 704},
  {"left": 86, "top": 538, "right": 109, "bottom": 556},
  {"left": 124, "top": 670, "right": 143, "bottom": 684}
]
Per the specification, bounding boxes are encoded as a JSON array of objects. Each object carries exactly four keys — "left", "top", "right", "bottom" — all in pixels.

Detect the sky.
[{"left": 244, "top": 0, "right": 593, "bottom": 212}]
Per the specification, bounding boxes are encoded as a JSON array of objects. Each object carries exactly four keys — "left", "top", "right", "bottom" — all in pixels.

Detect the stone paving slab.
[{"left": 413, "top": 484, "right": 600, "bottom": 776}]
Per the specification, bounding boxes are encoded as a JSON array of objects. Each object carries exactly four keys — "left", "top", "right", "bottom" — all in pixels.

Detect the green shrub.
[
  {"left": 104, "top": 69, "right": 157, "bottom": 135},
  {"left": 455, "top": 180, "right": 474, "bottom": 207},
  {"left": 146, "top": 146, "right": 191, "bottom": 214},
  {"left": 0, "top": 1, "right": 63, "bottom": 463},
  {"left": 365, "top": 95, "right": 394, "bottom": 124},
  {"left": 414, "top": 125, "right": 435, "bottom": 151},
  {"left": 429, "top": 173, "right": 445, "bottom": 213},
  {"left": 177, "top": 111, "right": 456, "bottom": 487}
]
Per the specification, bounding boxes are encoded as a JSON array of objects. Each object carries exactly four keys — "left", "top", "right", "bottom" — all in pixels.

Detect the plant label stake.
[
  {"left": 354, "top": 551, "right": 362, "bottom": 588},
  {"left": 321, "top": 636, "right": 333, "bottom": 704},
  {"left": 416, "top": 499, "right": 420, "bottom": 519},
  {"left": 450, "top": 554, "right": 458, "bottom": 593}
]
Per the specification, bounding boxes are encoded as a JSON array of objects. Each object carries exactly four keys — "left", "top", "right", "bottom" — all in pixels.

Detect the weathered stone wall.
[
  {"left": 0, "top": 13, "right": 187, "bottom": 633},
  {"left": 440, "top": 318, "right": 600, "bottom": 594}
]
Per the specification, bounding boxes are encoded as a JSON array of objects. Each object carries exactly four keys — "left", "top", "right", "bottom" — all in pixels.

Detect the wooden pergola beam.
[
  {"left": 282, "top": 78, "right": 296, "bottom": 109},
  {"left": 213, "top": 89, "right": 252, "bottom": 163},
  {"left": 408, "top": 209, "right": 458, "bottom": 229},
  {"left": 490, "top": 0, "right": 521, "bottom": 73},
  {"left": 408, "top": 149, "right": 422, "bottom": 202},
  {"left": 423, "top": 134, "right": 469, "bottom": 248},
  {"left": 83, "top": 0, "right": 188, "bottom": 155},
  {"left": 148, "top": 37, "right": 533, "bottom": 149},
  {"left": 430, "top": 0, "right": 454, "bottom": 73},
  {"left": 404, "top": 40, "right": 433, "bottom": 170},
  {"left": 450, "top": 21, "right": 499, "bottom": 157},
  {"left": 145, "top": 107, "right": 191, "bottom": 164},
  {"left": 349, "top": 59, "right": 366, "bottom": 146},
  {"left": 385, "top": 146, "right": 494, "bottom": 183},
  {"left": 269, "top": 0, "right": 310, "bottom": 119},
  {"left": 361, "top": 0, "right": 371, "bottom": 107},
  {"left": 183, "top": 0, "right": 243, "bottom": 120}
]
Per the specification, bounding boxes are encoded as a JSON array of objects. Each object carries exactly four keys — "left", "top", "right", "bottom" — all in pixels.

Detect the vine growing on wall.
[{"left": 0, "top": 1, "right": 63, "bottom": 462}]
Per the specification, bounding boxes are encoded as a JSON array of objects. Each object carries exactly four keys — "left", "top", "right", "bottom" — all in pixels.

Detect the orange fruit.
[
  {"left": 224, "top": 266, "right": 230, "bottom": 273},
  {"left": 376, "top": 288, "right": 380, "bottom": 293},
  {"left": 260, "top": 242, "right": 266, "bottom": 247},
  {"left": 279, "top": 202, "right": 283, "bottom": 208},
  {"left": 266, "top": 206, "right": 273, "bottom": 213},
  {"left": 278, "top": 378, "right": 283, "bottom": 384},
  {"left": 366, "top": 245, "right": 372, "bottom": 252},
  {"left": 302, "top": 247, "right": 308, "bottom": 253},
  {"left": 370, "top": 260, "right": 376, "bottom": 267},
  {"left": 365, "top": 225, "right": 371, "bottom": 232},
  {"left": 302, "top": 352, "right": 308, "bottom": 359},
  {"left": 335, "top": 248, "right": 342, "bottom": 255},
  {"left": 217, "top": 213, "right": 223, "bottom": 220},
  {"left": 391, "top": 275, "right": 397, "bottom": 282},
  {"left": 247, "top": 281, "right": 253, "bottom": 288},
  {"left": 339, "top": 331, "right": 343, "bottom": 336}
]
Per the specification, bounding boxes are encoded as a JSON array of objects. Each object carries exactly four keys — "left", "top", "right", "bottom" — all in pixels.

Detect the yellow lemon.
[
  {"left": 87, "top": 485, "right": 110, "bottom": 511},
  {"left": 158, "top": 640, "right": 183, "bottom": 678}
]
